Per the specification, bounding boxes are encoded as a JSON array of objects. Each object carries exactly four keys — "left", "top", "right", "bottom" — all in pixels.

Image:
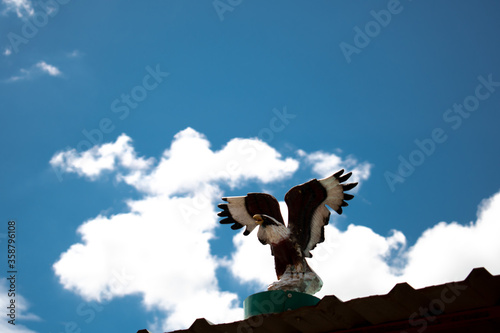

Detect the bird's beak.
[{"left": 253, "top": 214, "right": 263, "bottom": 225}]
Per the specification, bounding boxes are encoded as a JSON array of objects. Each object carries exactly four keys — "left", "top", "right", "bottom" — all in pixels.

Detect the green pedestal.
[{"left": 243, "top": 290, "right": 320, "bottom": 319}]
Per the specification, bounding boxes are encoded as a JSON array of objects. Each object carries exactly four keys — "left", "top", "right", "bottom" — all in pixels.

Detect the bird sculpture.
[{"left": 218, "top": 169, "right": 358, "bottom": 295}]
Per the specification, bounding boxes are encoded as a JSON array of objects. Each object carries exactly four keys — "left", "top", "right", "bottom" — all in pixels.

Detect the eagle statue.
[{"left": 218, "top": 169, "right": 358, "bottom": 295}]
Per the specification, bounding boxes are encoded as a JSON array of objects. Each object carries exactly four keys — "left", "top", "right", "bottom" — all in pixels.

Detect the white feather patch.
[
  {"left": 303, "top": 204, "right": 329, "bottom": 257},
  {"left": 258, "top": 223, "right": 290, "bottom": 245},
  {"left": 225, "top": 196, "right": 258, "bottom": 234},
  {"left": 319, "top": 174, "right": 344, "bottom": 211}
]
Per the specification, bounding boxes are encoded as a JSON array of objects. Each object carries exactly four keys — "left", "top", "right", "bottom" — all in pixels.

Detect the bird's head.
[
  {"left": 253, "top": 214, "right": 289, "bottom": 245},
  {"left": 253, "top": 214, "right": 280, "bottom": 227}
]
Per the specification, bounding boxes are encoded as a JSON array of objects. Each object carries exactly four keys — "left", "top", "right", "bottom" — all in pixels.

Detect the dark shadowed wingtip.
[
  {"left": 343, "top": 182, "right": 358, "bottom": 191},
  {"left": 339, "top": 172, "right": 352, "bottom": 183},
  {"left": 221, "top": 197, "right": 228, "bottom": 202},
  {"left": 341, "top": 201, "right": 349, "bottom": 207},
  {"left": 335, "top": 207, "right": 343, "bottom": 215},
  {"left": 333, "top": 169, "right": 345, "bottom": 178},
  {"left": 343, "top": 193, "right": 354, "bottom": 200},
  {"left": 231, "top": 223, "right": 244, "bottom": 230},
  {"left": 217, "top": 210, "right": 230, "bottom": 217},
  {"left": 243, "top": 230, "right": 250, "bottom": 236},
  {"left": 218, "top": 203, "right": 230, "bottom": 217},
  {"left": 219, "top": 218, "right": 232, "bottom": 224}
]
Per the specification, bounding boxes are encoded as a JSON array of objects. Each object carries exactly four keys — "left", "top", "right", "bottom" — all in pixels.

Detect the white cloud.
[
  {"left": 6, "top": 68, "right": 30, "bottom": 82},
  {"left": 36, "top": 61, "right": 62, "bottom": 76},
  {"left": 50, "top": 134, "right": 153, "bottom": 180},
  {"left": 0, "top": 278, "right": 40, "bottom": 333},
  {"left": 4, "top": 47, "right": 12, "bottom": 56},
  {"left": 400, "top": 190, "right": 500, "bottom": 288},
  {"left": 299, "top": 150, "right": 372, "bottom": 186},
  {"left": 53, "top": 191, "right": 243, "bottom": 329},
  {"left": 227, "top": 231, "right": 276, "bottom": 289},
  {"left": 52, "top": 128, "right": 298, "bottom": 195},
  {"left": 51, "top": 128, "right": 302, "bottom": 331},
  {"left": 311, "top": 226, "right": 406, "bottom": 300},
  {"left": 5, "top": 61, "right": 63, "bottom": 82},
  {"left": 2, "top": 0, "right": 34, "bottom": 18}
]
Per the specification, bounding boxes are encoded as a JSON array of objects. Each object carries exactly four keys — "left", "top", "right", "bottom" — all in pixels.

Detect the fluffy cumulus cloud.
[
  {"left": 51, "top": 128, "right": 304, "bottom": 331},
  {"left": 51, "top": 127, "right": 500, "bottom": 331},
  {"left": 400, "top": 191, "right": 500, "bottom": 288},
  {"left": 51, "top": 134, "right": 153, "bottom": 180},
  {"left": 54, "top": 191, "right": 243, "bottom": 328},
  {"left": 121, "top": 128, "right": 298, "bottom": 195},
  {"left": 299, "top": 149, "right": 372, "bottom": 186}
]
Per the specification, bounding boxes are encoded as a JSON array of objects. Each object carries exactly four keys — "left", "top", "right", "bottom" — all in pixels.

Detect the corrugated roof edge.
[{"left": 139, "top": 267, "right": 500, "bottom": 333}]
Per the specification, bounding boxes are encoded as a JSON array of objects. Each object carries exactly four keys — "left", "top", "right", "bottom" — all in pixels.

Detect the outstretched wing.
[
  {"left": 218, "top": 193, "right": 284, "bottom": 235},
  {"left": 285, "top": 169, "right": 357, "bottom": 257}
]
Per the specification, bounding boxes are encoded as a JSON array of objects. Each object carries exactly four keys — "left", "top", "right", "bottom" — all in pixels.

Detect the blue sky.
[{"left": 1, "top": 0, "right": 500, "bottom": 332}]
